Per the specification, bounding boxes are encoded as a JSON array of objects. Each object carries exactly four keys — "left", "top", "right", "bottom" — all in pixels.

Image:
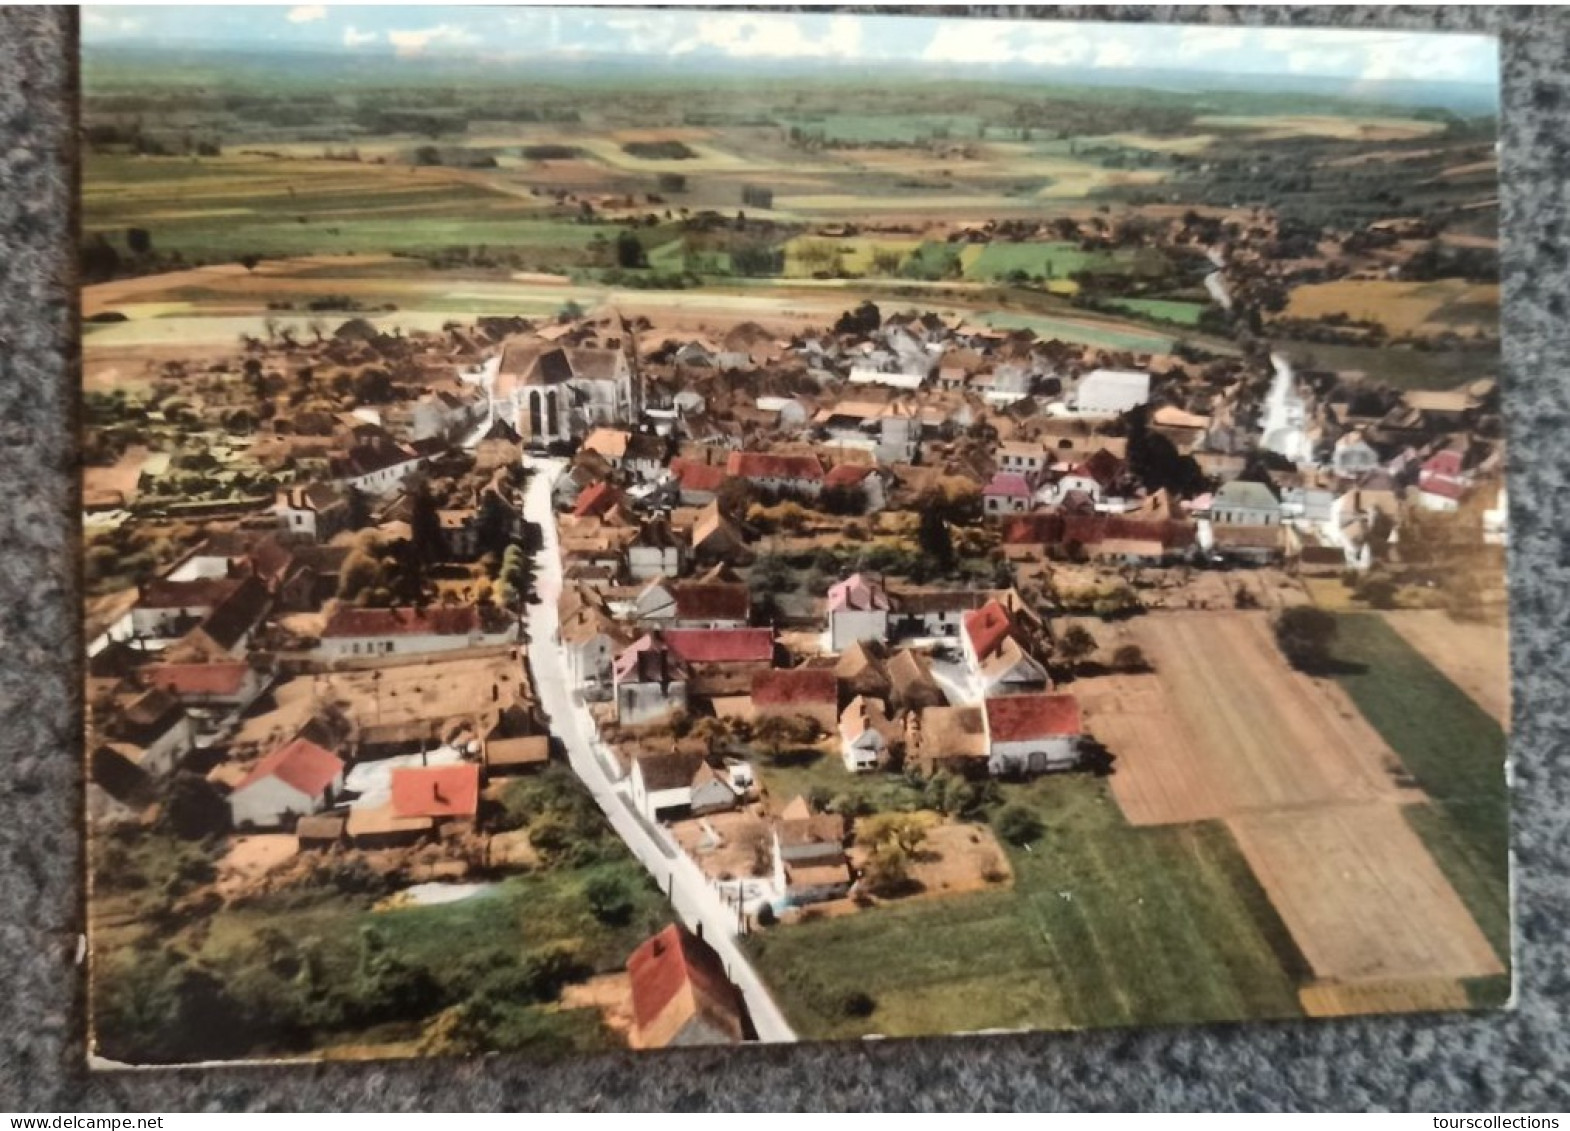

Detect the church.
[{"left": 494, "top": 335, "right": 641, "bottom": 446}]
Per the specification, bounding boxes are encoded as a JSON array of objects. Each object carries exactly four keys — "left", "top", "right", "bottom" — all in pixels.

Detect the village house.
[
  {"left": 997, "top": 439, "right": 1048, "bottom": 476},
  {"left": 886, "top": 648, "right": 948, "bottom": 713},
  {"left": 825, "top": 573, "right": 891, "bottom": 652},
  {"left": 629, "top": 748, "right": 708, "bottom": 821},
  {"left": 1209, "top": 479, "right": 1283, "bottom": 526},
  {"left": 142, "top": 660, "right": 269, "bottom": 716},
  {"left": 838, "top": 694, "right": 898, "bottom": 773},
  {"left": 613, "top": 635, "right": 690, "bottom": 726},
  {"left": 750, "top": 667, "right": 840, "bottom": 734},
  {"left": 1332, "top": 431, "right": 1382, "bottom": 478},
  {"left": 836, "top": 640, "right": 893, "bottom": 702},
  {"left": 127, "top": 576, "right": 244, "bottom": 640},
  {"left": 625, "top": 517, "right": 687, "bottom": 582},
  {"left": 633, "top": 579, "right": 750, "bottom": 629},
  {"left": 1050, "top": 448, "right": 1126, "bottom": 506},
  {"left": 662, "top": 628, "right": 776, "bottom": 697},
  {"left": 983, "top": 692, "right": 1084, "bottom": 776},
  {"left": 275, "top": 483, "right": 350, "bottom": 543},
  {"left": 983, "top": 471, "right": 1036, "bottom": 515},
  {"left": 961, "top": 599, "right": 1050, "bottom": 696},
  {"left": 1071, "top": 368, "right": 1151, "bottom": 416},
  {"left": 821, "top": 463, "right": 889, "bottom": 513},
  {"left": 684, "top": 502, "right": 752, "bottom": 566},
  {"left": 771, "top": 797, "right": 853, "bottom": 906},
  {"left": 582, "top": 427, "right": 667, "bottom": 482},
  {"left": 228, "top": 736, "right": 345, "bottom": 831},
  {"left": 329, "top": 440, "right": 424, "bottom": 496},
  {"left": 625, "top": 923, "right": 753, "bottom": 1049},
  {"left": 99, "top": 687, "right": 196, "bottom": 779},
  {"left": 725, "top": 450, "right": 824, "bottom": 498},
  {"left": 316, "top": 605, "right": 514, "bottom": 660},
  {"left": 667, "top": 457, "right": 729, "bottom": 506},
  {"left": 390, "top": 762, "right": 481, "bottom": 830}
]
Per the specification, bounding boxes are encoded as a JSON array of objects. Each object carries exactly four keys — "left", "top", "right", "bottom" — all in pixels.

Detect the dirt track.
[
  {"left": 1382, "top": 610, "right": 1511, "bottom": 728},
  {"left": 1080, "top": 612, "right": 1420, "bottom": 826}
]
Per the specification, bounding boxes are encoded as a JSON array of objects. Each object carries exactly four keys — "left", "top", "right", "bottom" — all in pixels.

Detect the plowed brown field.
[
  {"left": 1080, "top": 612, "right": 1419, "bottom": 826},
  {"left": 1382, "top": 610, "right": 1510, "bottom": 728}
]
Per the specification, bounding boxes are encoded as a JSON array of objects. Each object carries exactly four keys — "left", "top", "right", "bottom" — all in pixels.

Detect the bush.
[
  {"left": 993, "top": 804, "right": 1044, "bottom": 846},
  {"left": 583, "top": 872, "right": 636, "bottom": 926},
  {"left": 1273, "top": 606, "right": 1339, "bottom": 672},
  {"left": 840, "top": 990, "right": 876, "bottom": 1018}
]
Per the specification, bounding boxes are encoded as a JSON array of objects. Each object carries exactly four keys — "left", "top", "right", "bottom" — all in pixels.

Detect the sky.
[{"left": 81, "top": 6, "right": 1500, "bottom": 87}]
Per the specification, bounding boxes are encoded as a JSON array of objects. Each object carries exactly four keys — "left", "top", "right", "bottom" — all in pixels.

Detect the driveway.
[{"left": 519, "top": 456, "right": 797, "bottom": 1043}]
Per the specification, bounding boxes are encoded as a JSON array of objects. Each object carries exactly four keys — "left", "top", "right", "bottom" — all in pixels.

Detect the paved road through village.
[{"left": 519, "top": 456, "right": 798, "bottom": 1043}]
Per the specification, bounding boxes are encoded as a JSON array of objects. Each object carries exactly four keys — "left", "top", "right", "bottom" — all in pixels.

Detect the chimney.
[
  {"left": 433, "top": 782, "right": 447, "bottom": 804},
  {"left": 694, "top": 921, "right": 704, "bottom": 940}
]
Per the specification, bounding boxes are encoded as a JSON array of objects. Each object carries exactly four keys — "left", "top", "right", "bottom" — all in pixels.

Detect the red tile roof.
[
  {"left": 1072, "top": 448, "right": 1126, "bottom": 489},
  {"left": 725, "top": 451, "right": 824, "bottom": 482},
  {"left": 673, "top": 583, "right": 750, "bottom": 623},
  {"left": 1421, "top": 477, "right": 1468, "bottom": 501},
  {"left": 144, "top": 662, "right": 252, "bottom": 699},
  {"left": 670, "top": 458, "right": 729, "bottom": 493},
  {"left": 963, "top": 600, "right": 1015, "bottom": 662},
  {"left": 235, "top": 737, "right": 343, "bottom": 797},
  {"left": 665, "top": 628, "right": 775, "bottom": 665},
  {"left": 626, "top": 923, "right": 747, "bottom": 1046},
  {"left": 985, "top": 693, "right": 1082, "bottom": 742},
  {"left": 322, "top": 606, "right": 481, "bottom": 638},
  {"left": 139, "top": 576, "right": 242, "bottom": 610},
  {"left": 751, "top": 667, "right": 839, "bottom": 707},
  {"left": 826, "top": 573, "right": 889, "bottom": 612},
  {"left": 984, "top": 472, "right": 1035, "bottom": 498},
  {"left": 573, "top": 481, "right": 621, "bottom": 518},
  {"left": 823, "top": 463, "right": 873, "bottom": 488},
  {"left": 390, "top": 763, "right": 480, "bottom": 820}
]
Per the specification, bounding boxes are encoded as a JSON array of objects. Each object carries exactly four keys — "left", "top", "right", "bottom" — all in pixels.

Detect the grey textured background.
[{"left": 2, "top": 4, "right": 1566, "bottom": 1111}]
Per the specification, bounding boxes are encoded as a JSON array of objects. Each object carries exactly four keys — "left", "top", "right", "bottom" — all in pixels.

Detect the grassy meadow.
[
  {"left": 744, "top": 776, "right": 1307, "bottom": 1039},
  {"left": 1328, "top": 614, "right": 1511, "bottom": 962}
]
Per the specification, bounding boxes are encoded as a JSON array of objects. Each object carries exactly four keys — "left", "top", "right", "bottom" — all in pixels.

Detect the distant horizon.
[{"left": 82, "top": 7, "right": 1499, "bottom": 95}]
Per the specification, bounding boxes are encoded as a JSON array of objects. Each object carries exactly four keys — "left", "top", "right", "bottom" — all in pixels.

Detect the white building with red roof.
[
  {"left": 228, "top": 736, "right": 345, "bottom": 830},
  {"left": 626, "top": 923, "right": 752, "bottom": 1048},
  {"left": 983, "top": 692, "right": 1084, "bottom": 775},
  {"left": 724, "top": 450, "right": 824, "bottom": 497},
  {"left": 961, "top": 599, "right": 1050, "bottom": 696},
  {"left": 390, "top": 763, "right": 480, "bottom": 822},
  {"left": 825, "top": 572, "right": 890, "bottom": 652},
  {"left": 316, "top": 605, "right": 514, "bottom": 660},
  {"left": 983, "top": 471, "right": 1035, "bottom": 515}
]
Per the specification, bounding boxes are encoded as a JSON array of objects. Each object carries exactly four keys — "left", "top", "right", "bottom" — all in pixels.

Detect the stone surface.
[{"left": 1, "top": 5, "right": 1564, "bottom": 1111}]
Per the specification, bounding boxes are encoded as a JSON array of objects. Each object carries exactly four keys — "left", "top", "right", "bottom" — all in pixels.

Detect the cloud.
[
  {"left": 82, "top": 10, "right": 143, "bottom": 36},
  {"left": 286, "top": 5, "right": 326, "bottom": 24},
  {"left": 671, "top": 13, "right": 863, "bottom": 59},
  {"left": 343, "top": 25, "right": 378, "bottom": 48},
  {"left": 1094, "top": 40, "right": 1139, "bottom": 69},
  {"left": 387, "top": 23, "right": 481, "bottom": 57}
]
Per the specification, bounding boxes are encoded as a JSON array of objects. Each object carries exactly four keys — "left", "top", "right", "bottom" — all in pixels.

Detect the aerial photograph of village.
[{"left": 79, "top": 8, "right": 1511, "bottom": 1064}]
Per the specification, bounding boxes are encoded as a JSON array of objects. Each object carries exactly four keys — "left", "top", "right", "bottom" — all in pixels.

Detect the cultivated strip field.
[
  {"left": 1080, "top": 612, "right": 1419, "bottom": 826},
  {"left": 1381, "top": 610, "right": 1510, "bottom": 728},
  {"left": 1227, "top": 805, "right": 1503, "bottom": 983}
]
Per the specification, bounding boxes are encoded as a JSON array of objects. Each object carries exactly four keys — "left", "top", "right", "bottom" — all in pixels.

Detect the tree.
[
  {"left": 159, "top": 773, "right": 230, "bottom": 839},
  {"left": 752, "top": 713, "right": 809, "bottom": 759},
  {"left": 239, "top": 253, "right": 261, "bottom": 272},
  {"left": 407, "top": 475, "right": 445, "bottom": 567},
  {"left": 856, "top": 811, "right": 932, "bottom": 856},
  {"left": 583, "top": 872, "right": 636, "bottom": 925},
  {"left": 993, "top": 804, "right": 1044, "bottom": 846},
  {"left": 1273, "top": 606, "right": 1338, "bottom": 672},
  {"left": 1111, "top": 643, "right": 1149, "bottom": 672},
  {"left": 834, "top": 300, "right": 881, "bottom": 337},
  {"left": 1056, "top": 624, "right": 1098, "bottom": 673},
  {"left": 126, "top": 226, "right": 153, "bottom": 256},
  {"left": 614, "top": 229, "right": 647, "bottom": 269},
  {"left": 917, "top": 507, "right": 955, "bottom": 574}
]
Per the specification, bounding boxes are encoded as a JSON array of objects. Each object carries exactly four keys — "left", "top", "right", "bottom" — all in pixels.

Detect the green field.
[
  {"left": 964, "top": 241, "right": 1114, "bottom": 281},
  {"left": 1328, "top": 614, "right": 1511, "bottom": 961},
  {"left": 979, "top": 310, "right": 1179, "bottom": 353},
  {"left": 1105, "top": 297, "right": 1208, "bottom": 326},
  {"left": 744, "top": 776, "right": 1306, "bottom": 1039}
]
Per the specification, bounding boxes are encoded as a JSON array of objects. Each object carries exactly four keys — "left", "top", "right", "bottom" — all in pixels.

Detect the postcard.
[{"left": 80, "top": 7, "right": 1509, "bottom": 1065}]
